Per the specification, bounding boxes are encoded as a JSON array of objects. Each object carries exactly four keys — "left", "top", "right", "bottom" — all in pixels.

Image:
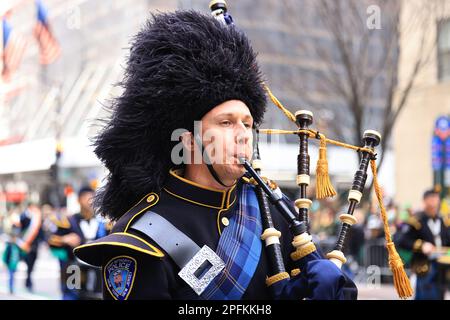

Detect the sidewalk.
[{"left": 0, "top": 243, "right": 61, "bottom": 300}]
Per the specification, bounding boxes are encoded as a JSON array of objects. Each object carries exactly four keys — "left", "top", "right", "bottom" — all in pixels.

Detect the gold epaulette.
[
  {"left": 74, "top": 192, "right": 162, "bottom": 268},
  {"left": 49, "top": 214, "right": 71, "bottom": 229},
  {"left": 112, "top": 192, "right": 160, "bottom": 233},
  {"left": 73, "top": 232, "right": 164, "bottom": 267},
  {"left": 406, "top": 217, "right": 421, "bottom": 230}
]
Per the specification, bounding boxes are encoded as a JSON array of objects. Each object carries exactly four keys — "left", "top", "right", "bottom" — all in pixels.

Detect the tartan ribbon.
[{"left": 201, "top": 183, "right": 262, "bottom": 300}]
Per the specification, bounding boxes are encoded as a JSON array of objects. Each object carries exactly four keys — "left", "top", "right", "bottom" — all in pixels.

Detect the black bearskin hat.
[{"left": 94, "top": 10, "right": 267, "bottom": 220}]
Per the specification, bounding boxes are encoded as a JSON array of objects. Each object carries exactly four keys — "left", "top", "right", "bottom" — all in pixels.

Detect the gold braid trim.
[
  {"left": 290, "top": 268, "right": 301, "bottom": 277},
  {"left": 266, "top": 272, "right": 290, "bottom": 287},
  {"left": 258, "top": 128, "right": 375, "bottom": 157},
  {"left": 290, "top": 242, "right": 316, "bottom": 261},
  {"left": 264, "top": 85, "right": 296, "bottom": 123}
]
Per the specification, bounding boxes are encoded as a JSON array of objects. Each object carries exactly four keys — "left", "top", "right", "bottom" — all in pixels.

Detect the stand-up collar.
[{"left": 163, "top": 169, "right": 237, "bottom": 210}]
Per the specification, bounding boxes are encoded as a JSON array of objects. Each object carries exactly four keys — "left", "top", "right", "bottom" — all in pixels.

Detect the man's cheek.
[{"left": 236, "top": 142, "right": 252, "bottom": 156}]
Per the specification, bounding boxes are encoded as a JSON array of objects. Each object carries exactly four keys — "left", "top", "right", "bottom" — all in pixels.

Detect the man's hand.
[
  {"left": 48, "top": 235, "right": 64, "bottom": 247},
  {"left": 421, "top": 242, "right": 435, "bottom": 255},
  {"left": 18, "top": 241, "right": 31, "bottom": 253},
  {"left": 61, "top": 233, "right": 82, "bottom": 248}
]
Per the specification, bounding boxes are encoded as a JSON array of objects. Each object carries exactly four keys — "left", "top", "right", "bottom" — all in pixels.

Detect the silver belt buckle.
[{"left": 178, "top": 245, "right": 225, "bottom": 296}]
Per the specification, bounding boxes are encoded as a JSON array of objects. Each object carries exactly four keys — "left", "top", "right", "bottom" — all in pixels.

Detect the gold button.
[
  {"left": 147, "top": 195, "right": 155, "bottom": 203},
  {"left": 221, "top": 217, "right": 229, "bottom": 226}
]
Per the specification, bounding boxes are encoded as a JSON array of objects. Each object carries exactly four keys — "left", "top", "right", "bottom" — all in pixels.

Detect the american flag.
[
  {"left": 33, "top": 0, "right": 60, "bottom": 65},
  {"left": 2, "top": 16, "right": 27, "bottom": 82}
]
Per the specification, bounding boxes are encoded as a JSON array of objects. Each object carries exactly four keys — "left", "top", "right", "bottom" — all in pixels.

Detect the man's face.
[
  {"left": 79, "top": 192, "right": 94, "bottom": 214},
  {"left": 198, "top": 100, "right": 254, "bottom": 180},
  {"left": 423, "top": 194, "right": 440, "bottom": 218}
]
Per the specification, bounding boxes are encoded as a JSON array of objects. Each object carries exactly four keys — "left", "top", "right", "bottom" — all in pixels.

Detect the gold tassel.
[
  {"left": 386, "top": 242, "right": 414, "bottom": 299},
  {"left": 371, "top": 160, "right": 413, "bottom": 299},
  {"left": 315, "top": 135, "right": 336, "bottom": 199}
]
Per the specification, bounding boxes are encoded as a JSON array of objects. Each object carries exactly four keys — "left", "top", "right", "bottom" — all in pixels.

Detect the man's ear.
[{"left": 180, "top": 131, "right": 195, "bottom": 152}]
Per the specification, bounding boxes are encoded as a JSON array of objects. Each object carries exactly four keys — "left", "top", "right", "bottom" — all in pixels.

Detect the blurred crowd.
[
  {"left": 309, "top": 188, "right": 450, "bottom": 299},
  {"left": 310, "top": 194, "right": 413, "bottom": 270},
  {"left": 0, "top": 183, "right": 449, "bottom": 300},
  {"left": 0, "top": 185, "right": 111, "bottom": 299}
]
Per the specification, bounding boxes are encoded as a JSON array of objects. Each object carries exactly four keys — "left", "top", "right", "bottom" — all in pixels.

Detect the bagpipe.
[{"left": 209, "top": 0, "right": 413, "bottom": 299}]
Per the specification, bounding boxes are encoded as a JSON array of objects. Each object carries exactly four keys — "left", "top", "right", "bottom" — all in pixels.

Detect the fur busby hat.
[{"left": 94, "top": 10, "right": 267, "bottom": 220}]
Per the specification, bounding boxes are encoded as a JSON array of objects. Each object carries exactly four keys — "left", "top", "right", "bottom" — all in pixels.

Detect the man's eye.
[
  {"left": 221, "top": 120, "right": 232, "bottom": 126},
  {"left": 244, "top": 123, "right": 252, "bottom": 129}
]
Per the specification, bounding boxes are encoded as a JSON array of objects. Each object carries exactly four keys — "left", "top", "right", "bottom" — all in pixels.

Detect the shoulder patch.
[{"left": 104, "top": 256, "right": 137, "bottom": 300}]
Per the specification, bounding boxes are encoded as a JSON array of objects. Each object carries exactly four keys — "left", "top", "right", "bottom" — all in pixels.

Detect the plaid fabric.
[{"left": 201, "top": 183, "right": 262, "bottom": 300}]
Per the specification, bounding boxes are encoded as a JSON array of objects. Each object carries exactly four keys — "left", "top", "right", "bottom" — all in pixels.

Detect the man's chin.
[{"left": 222, "top": 163, "right": 246, "bottom": 180}]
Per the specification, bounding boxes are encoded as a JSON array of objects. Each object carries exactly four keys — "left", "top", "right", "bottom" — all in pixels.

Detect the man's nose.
[{"left": 235, "top": 125, "right": 251, "bottom": 144}]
